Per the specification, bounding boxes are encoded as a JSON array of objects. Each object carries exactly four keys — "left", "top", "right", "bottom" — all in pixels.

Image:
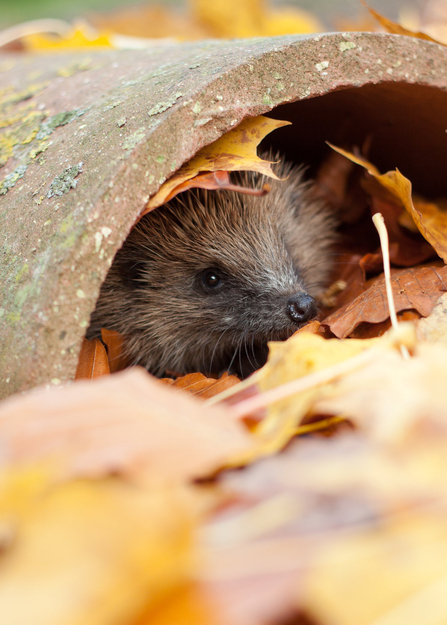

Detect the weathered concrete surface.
[{"left": 1, "top": 32, "right": 447, "bottom": 397}]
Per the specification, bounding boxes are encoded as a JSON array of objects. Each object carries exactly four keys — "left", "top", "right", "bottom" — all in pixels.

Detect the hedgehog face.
[{"left": 88, "top": 163, "right": 336, "bottom": 377}]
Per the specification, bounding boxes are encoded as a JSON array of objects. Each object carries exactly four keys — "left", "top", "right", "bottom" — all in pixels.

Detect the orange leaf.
[
  {"left": 162, "top": 170, "right": 270, "bottom": 205},
  {"left": 144, "top": 116, "right": 290, "bottom": 212},
  {"left": 101, "top": 328, "right": 129, "bottom": 373},
  {"left": 362, "top": 1, "right": 442, "bottom": 44},
  {"left": 160, "top": 372, "right": 240, "bottom": 399},
  {"left": 75, "top": 337, "right": 110, "bottom": 380}
]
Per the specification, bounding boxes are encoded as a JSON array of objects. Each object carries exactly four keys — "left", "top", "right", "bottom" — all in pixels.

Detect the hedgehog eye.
[{"left": 201, "top": 269, "right": 222, "bottom": 290}]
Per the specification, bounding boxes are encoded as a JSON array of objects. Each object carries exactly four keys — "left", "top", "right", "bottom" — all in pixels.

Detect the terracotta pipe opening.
[{"left": 264, "top": 82, "right": 447, "bottom": 199}]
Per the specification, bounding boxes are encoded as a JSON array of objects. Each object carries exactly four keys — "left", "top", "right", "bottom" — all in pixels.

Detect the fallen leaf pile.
[{"left": 4, "top": 2, "right": 447, "bottom": 624}]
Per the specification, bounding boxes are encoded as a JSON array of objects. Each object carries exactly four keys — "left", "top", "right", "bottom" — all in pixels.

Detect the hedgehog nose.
[{"left": 286, "top": 293, "right": 317, "bottom": 326}]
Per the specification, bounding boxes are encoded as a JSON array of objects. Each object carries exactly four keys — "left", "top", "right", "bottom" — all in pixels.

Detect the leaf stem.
[{"left": 372, "top": 212, "right": 410, "bottom": 360}]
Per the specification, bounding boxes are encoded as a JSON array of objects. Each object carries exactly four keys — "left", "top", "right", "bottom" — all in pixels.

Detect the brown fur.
[{"left": 88, "top": 159, "right": 337, "bottom": 376}]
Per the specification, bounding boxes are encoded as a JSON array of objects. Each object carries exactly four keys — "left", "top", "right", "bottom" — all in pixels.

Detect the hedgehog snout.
[{"left": 286, "top": 293, "right": 317, "bottom": 326}]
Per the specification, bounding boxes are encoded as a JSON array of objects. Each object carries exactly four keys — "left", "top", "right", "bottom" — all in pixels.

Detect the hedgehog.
[{"left": 87, "top": 159, "right": 337, "bottom": 377}]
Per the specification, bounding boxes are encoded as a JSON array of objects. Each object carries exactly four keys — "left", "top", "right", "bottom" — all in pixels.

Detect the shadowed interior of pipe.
[{"left": 262, "top": 82, "right": 447, "bottom": 199}]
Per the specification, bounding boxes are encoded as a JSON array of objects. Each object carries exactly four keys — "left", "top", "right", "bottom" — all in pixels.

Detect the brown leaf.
[
  {"left": 322, "top": 266, "right": 447, "bottom": 338},
  {"left": 101, "top": 328, "right": 129, "bottom": 373},
  {"left": 0, "top": 368, "right": 253, "bottom": 481},
  {"left": 320, "top": 253, "right": 366, "bottom": 313},
  {"left": 314, "top": 149, "right": 354, "bottom": 210},
  {"left": 328, "top": 144, "right": 445, "bottom": 263},
  {"left": 160, "top": 372, "right": 240, "bottom": 400},
  {"left": 348, "top": 309, "right": 421, "bottom": 340},
  {"left": 75, "top": 337, "right": 110, "bottom": 380}
]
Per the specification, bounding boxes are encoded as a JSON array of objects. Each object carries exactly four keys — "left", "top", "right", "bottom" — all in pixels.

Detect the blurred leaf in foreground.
[
  {"left": 191, "top": 0, "right": 322, "bottom": 38},
  {"left": 0, "top": 368, "right": 253, "bottom": 481},
  {"left": 0, "top": 469, "right": 196, "bottom": 625}
]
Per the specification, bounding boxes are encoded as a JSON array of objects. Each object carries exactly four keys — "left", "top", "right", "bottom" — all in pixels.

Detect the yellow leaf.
[
  {"left": 145, "top": 116, "right": 291, "bottom": 211},
  {"left": 226, "top": 332, "right": 378, "bottom": 466},
  {"left": 253, "top": 332, "right": 375, "bottom": 449},
  {"left": 191, "top": 0, "right": 322, "bottom": 38},
  {"left": 264, "top": 8, "right": 323, "bottom": 36},
  {"left": 410, "top": 198, "right": 447, "bottom": 264},
  {"left": 303, "top": 512, "right": 447, "bottom": 625},
  {"left": 0, "top": 468, "right": 196, "bottom": 625},
  {"left": 191, "top": 0, "right": 265, "bottom": 38},
  {"left": 24, "top": 25, "right": 114, "bottom": 51},
  {"left": 327, "top": 144, "right": 447, "bottom": 263}
]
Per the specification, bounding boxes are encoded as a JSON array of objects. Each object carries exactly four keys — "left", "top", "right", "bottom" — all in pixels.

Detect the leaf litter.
[{"left": 4, "top": 3, "right": 447, "bottom": 625}]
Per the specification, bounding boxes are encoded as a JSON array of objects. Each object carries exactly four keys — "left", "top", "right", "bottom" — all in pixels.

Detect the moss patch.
[{"left": 47, "top": 162, "right": 83, "bottom": 198}]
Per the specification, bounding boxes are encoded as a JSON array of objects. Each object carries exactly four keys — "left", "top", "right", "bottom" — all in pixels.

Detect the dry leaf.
[
  {"left": 328, "top": 144, "right": 447, "bottom": 263},
  {"left": 226, "top": 332, "right": 378, "bottom": 465},
  {"left": 0, "top": 468, "right": 197, "bottom": 625},
  {"left": 100, "top": 328, "right": 129, "bottom": 373},
  {"left": 417, "top": 292, "right": 447, "bottom": 345},
  {"left": 322, "top": 266, "right": 447, "bottom": 339},
  {"left": 23, "top": 24, "right": 115, "bottom": 50},
  {"left": 370, "top": 197, "right": 436, "bottom": 267},
  {"left": 349, "top": 309, "right": 421, "bottom": 340},
  {"left": 201, "top": 429, "right": 447, "bottom": 625},
  {"left": 0, "top": 368, "right": 253, "bottom": 481},
  {"left": 91, "top": 0, "right": 322, "bottom": 41},
  {"left": 408, "top": 197, "right": 447, "bottom": 264},
  {"left": 144, "top": 116, "right": 291, "bottom": 212},
  {"left": 75, "top": 337, "right": 110, "bottom": 380},
  {"left": 146, "top": 584, "right": 228, "bottom": 625},
  {"left": 160, "top": 372, "right": 240, "bottom": 400},
  {"left": 91, "top": 5, "right": 208, "bottom": 40},
  {"left": 321, "top": 253, "right": 366, "bottom": 312},
  {"left": 161, "top": 170, "right": 270, "bottom": 203},
  {"left": 313, "top": 339, "right": 447, "bottom": 444},
  {"left": 303, "top": 510, "right": 447, "bottom": 625},
  {"left": 191, "top": 0, "right": 322, "bottom": 38},
  {"left": 363, "top": 0, "right": 442, "bottom": 44}
]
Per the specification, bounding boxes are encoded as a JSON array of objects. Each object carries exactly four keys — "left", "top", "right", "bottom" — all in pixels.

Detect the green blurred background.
[{"left": 0, "top": 0, "right": 421, "bottom": 31}]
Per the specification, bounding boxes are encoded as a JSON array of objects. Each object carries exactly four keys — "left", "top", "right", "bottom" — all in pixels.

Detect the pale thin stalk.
[
  {"left": 372, "top": 212, "right": 410, "bottom": 360},
  {"left": 230, "top": 345, "right": 381, "bottom": 420},
  {"left": 0, "top": 19, "right": 71, "bottom": 47},
  {"left": 205, "top": 368, "right": 263, "bottom": 407}
]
